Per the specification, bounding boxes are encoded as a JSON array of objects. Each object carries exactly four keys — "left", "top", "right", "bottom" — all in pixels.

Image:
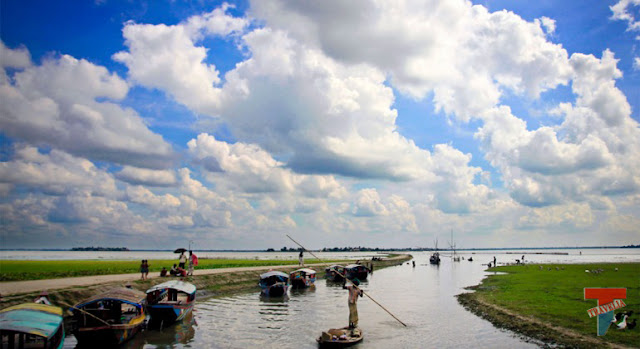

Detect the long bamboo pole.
[
  {"left": 286, "top": 235, "right": 407, "bottom": 327},
  {"left": 60, "top": 302, "right": 112, "bottom": 327}
]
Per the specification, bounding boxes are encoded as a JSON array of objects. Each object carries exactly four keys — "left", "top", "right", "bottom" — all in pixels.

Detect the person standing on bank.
[
  {"left": 179, "top": 252, "right": 187, "bottom": 269},
  {"left": 299, "top": 250, "right": 304, "bottom": 266},
  {"left": 343, "top": 278, "right": 363, "bottom": 328},
  {"left": 188, "top": 251, "right": 195, "bottom": 276}
]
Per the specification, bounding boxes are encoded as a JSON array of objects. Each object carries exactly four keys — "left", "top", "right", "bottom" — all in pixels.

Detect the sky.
[{"left": 1, "top": 0, "right": 639, "bottom": 250}]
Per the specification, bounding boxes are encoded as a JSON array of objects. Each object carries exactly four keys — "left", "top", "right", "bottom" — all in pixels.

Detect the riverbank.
[
  {"left": 0, "top": 257, "right": 346, "bottom": 281},
  {"left": 457, "top": 263, "right": 639, "bottom": 348},
  {"left": 0, "top": 254, "right": 411, "bottom": 310}
]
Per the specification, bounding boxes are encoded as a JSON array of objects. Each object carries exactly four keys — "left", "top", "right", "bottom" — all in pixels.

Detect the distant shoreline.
[{"left": 0, "top": 245, "right": 638, "bottom": 252}]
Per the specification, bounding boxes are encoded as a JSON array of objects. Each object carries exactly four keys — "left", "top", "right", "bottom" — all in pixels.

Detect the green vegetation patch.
[
  {"left": 0, "top": 258, "right": 341, "bottom": 281},
  {"left": 470, "top": 263, "right": 640, "bottom": 347}
]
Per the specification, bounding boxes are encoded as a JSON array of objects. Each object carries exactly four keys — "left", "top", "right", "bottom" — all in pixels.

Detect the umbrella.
[{"left": 174, "top": 248, "right": 187, "bottom": 253}]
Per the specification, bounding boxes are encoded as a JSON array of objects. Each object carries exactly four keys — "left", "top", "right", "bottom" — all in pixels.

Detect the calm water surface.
[{"left": 26, "top": 249, "right": 639, "bottom": 348}]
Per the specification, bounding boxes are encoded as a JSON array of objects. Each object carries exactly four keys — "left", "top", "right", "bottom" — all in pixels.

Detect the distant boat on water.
[{"left": 430, "top": 238, "right": 441, "bottom": 265}]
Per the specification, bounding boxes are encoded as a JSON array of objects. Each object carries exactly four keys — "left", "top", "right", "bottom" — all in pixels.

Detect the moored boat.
[
  {"left": 0, "top": 303, "right": 65, "bottom": 349},
  {"left": 70, "top": 287, "right": 146, "bottom": 346},
  {"left": 344, "top": 264, "right": 369, "bottom": 280},
  {"left": 325, "top": 265, "right": 346, "bottom": 282},
  {"left": 146, "top": 280, "right": 196, "bottom": 326},
  {"left": 317, "top": 326, "right": 363, "bottom": 347},
  {"left": 259, "top": 271, "right": 289, "bottom": 297},
  {"left": 289, "top": 268, "right": 316, "bottom": 289},
  {"left": 429, "top": 252, "right": 441, "bottom": 265}
]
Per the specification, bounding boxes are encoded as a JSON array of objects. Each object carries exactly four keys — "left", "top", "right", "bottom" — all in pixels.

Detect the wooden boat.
[
  {"left": 344, "top": 264, "right": 369, "bottom": 280},
  {"left": 429, "top": 252, "right": 441, "bottom": 265},
  {"left": 325, "top": 265, "right": 346, "bottom": 282},
  {"left": 70, "top": 287, "right": 146, "bottom": 346},
  {"left": 258, "top": 271, "right": 289, "bottom": 297},
  {"left": 289, "top": 268, "right": 316, "bottom": 289},
  {"left": 146, "top": 280, "right": 196, "bottom": 326},
  {"left": 317, "top": 326, "right": 363, "bottom": 347},
  {"left": 0, "top": 303, "right": 65, "bottom": 349}
]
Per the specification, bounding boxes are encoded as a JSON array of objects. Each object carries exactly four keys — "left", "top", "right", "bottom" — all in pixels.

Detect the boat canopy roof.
[
  {"left": 0, "top": 303, "right": 63, "bottom": 339},
  {"left": 146, "top": 280, "right": 196, "bottom": 295},
  {"left": 327, "top": 264, "right": 344, "bottom": 269},
  {"left": 291, "top": 268, "right": 316, "bottom": 275},
  {"left": 260, "top": 271, "right": 289, "bottom": 279},
  {"left": 345, "top": 264, "right": 366, "bottom": 269},
  {"left": 75, "top": 287, "right": 146, "bottom": 308}
]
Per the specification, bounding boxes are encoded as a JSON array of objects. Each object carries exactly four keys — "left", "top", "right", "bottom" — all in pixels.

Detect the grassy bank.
[
  {"left": 1, "top": 254, "right": 411, "bottom": 311},
  {"left": 0, "top": 258, "right": 344, "bottom": 281},
  {"left": 457, "top": 263, "right": 639, "bottom": 348}
]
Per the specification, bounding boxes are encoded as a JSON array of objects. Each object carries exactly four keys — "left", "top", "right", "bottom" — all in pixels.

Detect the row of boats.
[
  {"left": 0, "top": 279, "right": 195, "bottom": 348},
  {"left": 259, "top": 264, "right": 370, "bottom": 297},
  {"left": 1, "top": 264, "right": 372, "bottom": 348}
]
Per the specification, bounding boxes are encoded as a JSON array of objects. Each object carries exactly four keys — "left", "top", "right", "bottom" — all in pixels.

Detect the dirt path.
[
  {"left": 0, "top": 263, "right": 330, "bottom": 296},
  {"left": 1, "top": 254, "right": 412, "bottom": 296}
]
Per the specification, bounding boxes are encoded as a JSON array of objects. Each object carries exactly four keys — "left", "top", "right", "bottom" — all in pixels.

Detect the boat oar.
[{"left": 286, "top": 235, "right": 408, "bottom": 327}]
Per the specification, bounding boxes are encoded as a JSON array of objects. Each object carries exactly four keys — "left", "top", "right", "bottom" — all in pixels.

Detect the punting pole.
[{"left": 286, "top": 234, "right": 407, "bottom": 327}]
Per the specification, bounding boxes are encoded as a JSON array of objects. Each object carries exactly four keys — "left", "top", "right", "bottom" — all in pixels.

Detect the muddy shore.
[{"left": 1, "top": 254, "right": 411, "bottom": 310}]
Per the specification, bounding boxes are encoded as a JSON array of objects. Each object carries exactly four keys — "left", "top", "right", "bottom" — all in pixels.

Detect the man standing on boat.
[{"left": 343, "top": 278, "right": 363, "bottom": 328}]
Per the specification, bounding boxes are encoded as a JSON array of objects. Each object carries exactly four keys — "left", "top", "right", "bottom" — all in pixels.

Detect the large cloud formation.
[{"left": 1, "top": 0, "right": 638, "bottom": 248}]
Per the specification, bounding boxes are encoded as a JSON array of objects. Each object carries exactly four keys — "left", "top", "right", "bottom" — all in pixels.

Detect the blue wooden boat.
[
  {"left": 289, "top": 268, "right": 316, "bottom": 289},
  {"left": 146, "top": 280, "right": 196, "bottom": 325},
  {"left": 258, "top": 271, "right": 289, "bottom": 296},
  {"left": 344, "top": 264, "right": 370, "bottom": 280},
  {"left": 0, "top": 303, "right": 65, "bottom": 349},
  {"left": 71, "top": 287, "right": 146, "bottom": 346},
  {"left": 325, "top": 265, "right": 346, "bottom": 282}
]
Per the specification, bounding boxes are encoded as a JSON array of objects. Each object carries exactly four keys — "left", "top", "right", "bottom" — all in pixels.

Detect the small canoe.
[
  {"left": 259, "top": 271, "right": 289, "bottom": 297},
  {"left": 0, "top": 303, "right": 65, "bottom": 349},
  {"left": 146, "top": 280, "right": 196, "bottom": 325},
  {"left": 317, "top": 327, "right": 363, "bottom": 347}
]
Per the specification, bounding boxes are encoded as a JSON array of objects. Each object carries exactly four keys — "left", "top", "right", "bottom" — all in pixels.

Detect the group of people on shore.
[{"left": 140, "top": 250, "right": 198, "bottom": 279}]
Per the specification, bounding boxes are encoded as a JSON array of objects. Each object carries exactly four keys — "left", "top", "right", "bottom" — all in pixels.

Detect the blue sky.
[{"left": 1, "top": 0, "right": 639, "bottom": 250}]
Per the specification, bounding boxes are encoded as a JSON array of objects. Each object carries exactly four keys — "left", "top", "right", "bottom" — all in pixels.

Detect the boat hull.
[
  {"left": 261, "top": 284, "right": 289, "bottom": 297},
  {"left": 74, "top": 322, "right": 143, "bottom": 346},
  {"left": 148, "top": 303, "right": 194, "bottom": 325},
  {"left": 317, "top": 327, "right": 363, "bottom": 348},
  {"left": 290, "top": 278, "right": 315, "bottom": 289}
]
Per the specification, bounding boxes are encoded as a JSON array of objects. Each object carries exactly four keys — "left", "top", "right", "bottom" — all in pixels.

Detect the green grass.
[
  {"left": 478, "top": 263, "right": 640, "bottom": 347},
  {"left": 0, "top": 258, "right": 344, "bottom": 281}
]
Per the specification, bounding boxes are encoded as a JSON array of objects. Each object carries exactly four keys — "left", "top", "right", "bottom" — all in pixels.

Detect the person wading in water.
[{"left": 343, "top": 278, "right": 363, "bottom": 328}]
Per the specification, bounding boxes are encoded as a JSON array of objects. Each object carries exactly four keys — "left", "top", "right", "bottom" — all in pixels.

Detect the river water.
[{"left": 5, "top": 249, "right": 637, "bottom": 348}]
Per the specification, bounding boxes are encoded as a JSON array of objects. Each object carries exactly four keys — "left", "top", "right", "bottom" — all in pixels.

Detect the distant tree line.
[{"left": 71, "top": 247, "right": 130, "bottom": 251}]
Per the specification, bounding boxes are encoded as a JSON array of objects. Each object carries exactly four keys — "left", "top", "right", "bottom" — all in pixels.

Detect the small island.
[{"left": 71, "top": 247, "right": 130, "bottom": 251}]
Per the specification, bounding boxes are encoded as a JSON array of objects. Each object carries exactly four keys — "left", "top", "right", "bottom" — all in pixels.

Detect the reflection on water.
[
  {"left": 143, "top": 313, "right": 196, "bottom": 348},
  {"left": 61, "top": 249, "right": 639, "bottom": 348}
]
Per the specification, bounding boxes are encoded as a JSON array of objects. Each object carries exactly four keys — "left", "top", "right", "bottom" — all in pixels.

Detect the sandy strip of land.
[{"left": 0, "top": 263, "right": 333, "bottom": 296}]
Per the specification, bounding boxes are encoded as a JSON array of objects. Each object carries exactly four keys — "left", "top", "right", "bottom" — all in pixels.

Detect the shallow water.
[{"left": 43, "top": 249, "right": 640, "bottom": 348}]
